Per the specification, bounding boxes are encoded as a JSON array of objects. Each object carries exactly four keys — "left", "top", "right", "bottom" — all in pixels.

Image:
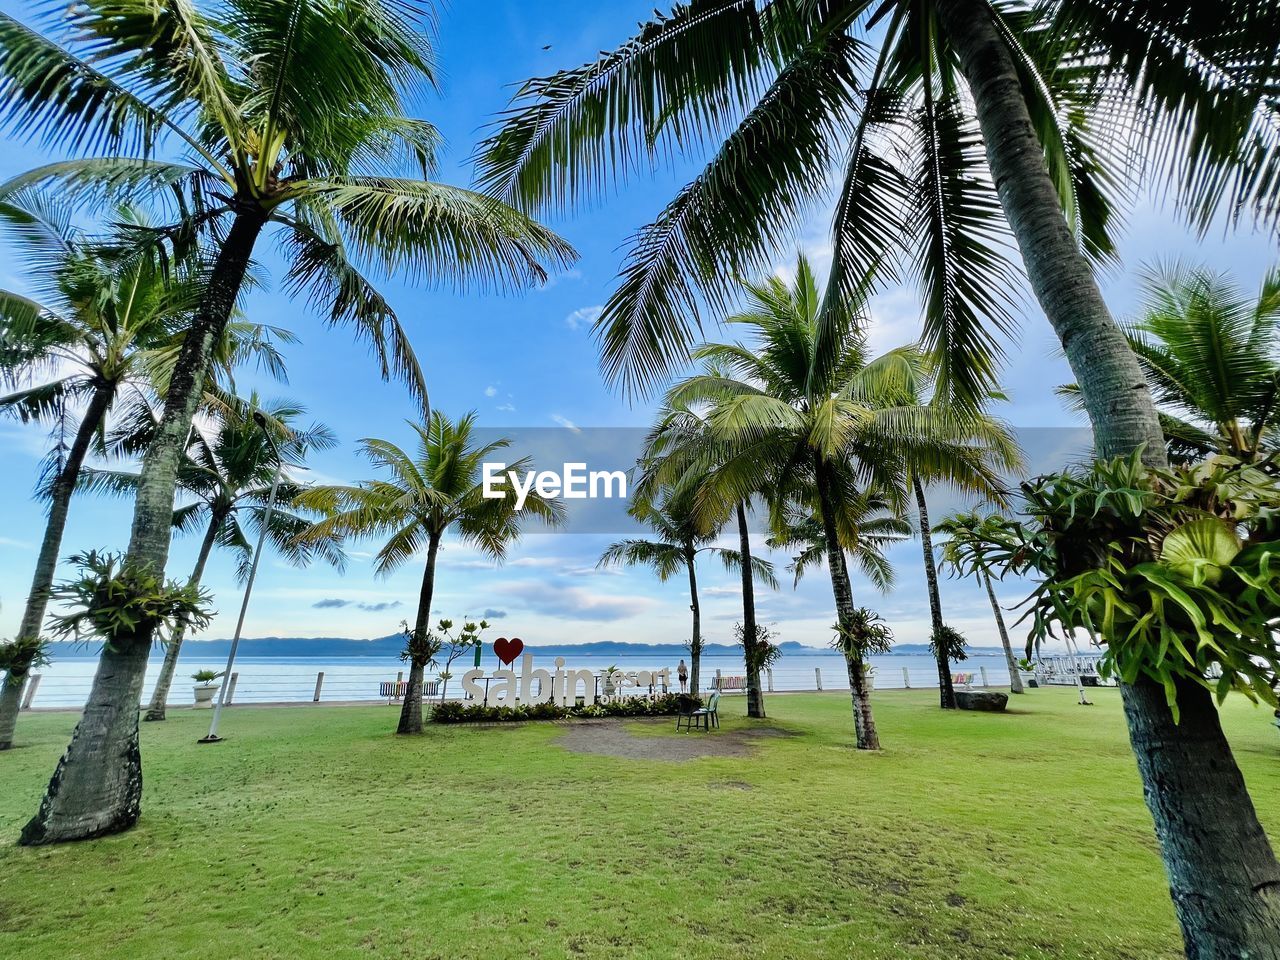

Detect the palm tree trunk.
[
  {"left": 815, "top": 455, "right": 880, "bottom": 749},
  {"left": 21, "top": 210, "right": 268, "bottom": 846},
  {"left": 983, "top": 571, "right": 1023, "bottom": 694},
  {"left": 0, "top": 381, "right": 115, "bottom": 750},
  {"left": 913, "top": 478, "right": 956, "bottom": 709},
  {"left": 1121, "top": 676, "right": 1280, "bottom": 956},
  {"left": 937, "top": 1, "right": 1280, "bottom": 952},
  {"left": 685, "top": 544, "right": 702, "bottom": 696},
  {"left": 143, "top": 510, "right": 224, "bottom": 722},
  {"left": 936, "top": 0, "right": 1165, "bottom": 465},
  {"left": 736, "top": 501, "right": 765, "bottom": 718},
  {"left": 398, "top": 532, "right": 440, "bottom": 735}
]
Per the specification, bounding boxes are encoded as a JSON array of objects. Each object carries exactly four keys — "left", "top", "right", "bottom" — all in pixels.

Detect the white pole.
[
  {"left": 313, "top": 671, "right": 324, "bottom": 702},
  {"left": 814, "top": 667, "right": 823, "bottom": 691},
  {"left": 225, "top": 672, "right": 238, "bottom": 705},
  {"left": 20, "top": 673, "right": 41, "bottom": 709},
  {"left": 902, "top": 667, "right": 911, "bottom": 688},
  {"left": 200, "top": 425, "right": 284, "bottom": 744}
]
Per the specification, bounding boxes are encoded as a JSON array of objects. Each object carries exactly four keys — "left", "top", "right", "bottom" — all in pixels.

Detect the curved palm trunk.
[
  {"left": 816, "top": 456, "right": 879, "bottom": 749},
  {"left": 685, "top": 544, "right": 702, "bottom": 696},
  {"left": 938, "top": 0, "right": 1280, "bottom": 951},
  {"left": 913, "top": 479, "right": 956, "bottom": 709},
  {"left": 736, "top": 501, "right": 765, "bottom": 718},
  {"left": 397, "top": 532, "right": 440, "bottom": 735},
  {"left": 21, "top": 210, "right": 268, "bottom": 846},
  {"left": 0, "top": 381, "right": 115, "bottom": 750},
  {"left": 143, "top": 511, "right": 224, "bottom": 721},
  {"left": 983, "top": 571, "right": 1023, "bottom": 694}
]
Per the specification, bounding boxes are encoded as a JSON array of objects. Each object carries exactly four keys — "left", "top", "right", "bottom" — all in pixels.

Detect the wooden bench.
[
  {"left": 380, "top": 680, "right": 441, "bottom": 703},
  {"left": 712, "top": 675, "right": 747, "bottom": 692}
]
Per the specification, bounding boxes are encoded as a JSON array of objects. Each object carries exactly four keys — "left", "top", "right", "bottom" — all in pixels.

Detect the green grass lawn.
[{"left": 1, "top": 688, "right": 1277, "bottom": 959}]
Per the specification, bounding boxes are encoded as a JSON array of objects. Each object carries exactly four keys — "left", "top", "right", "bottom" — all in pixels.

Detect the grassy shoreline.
[{"left": 2, "top": 688, "right": 1277, "bottom": 959}]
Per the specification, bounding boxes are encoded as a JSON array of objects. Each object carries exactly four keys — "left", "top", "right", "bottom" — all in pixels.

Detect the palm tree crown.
[
  {"left": 0, "top": 0, "right": 575, "bottom": 408},
  {"left": 478, "top": 0, "right": 1280, "bottom": 401}
]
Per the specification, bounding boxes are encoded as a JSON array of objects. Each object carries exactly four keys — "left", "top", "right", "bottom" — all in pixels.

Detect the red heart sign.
[{"left": 494, "top": 637, "right": 524, "bottom": 666}]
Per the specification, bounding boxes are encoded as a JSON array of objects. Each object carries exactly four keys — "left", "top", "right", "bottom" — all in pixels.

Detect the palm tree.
[
  {"left": 1, "top": 2, "right": 573, "bottom": 845},
  {"left": 479, "top": 5, "right": 1280, "bottom": 944},
  {"left": 900, "top": 377, "right": 1021, "bottom": 706},
  {"left": 81, "top": 396, "right": 344, "bottom": 722},
  {"left": 1061, "top": 262, "right": 1280, "bottom": 465},
  {"left": 599, "top": 491, "right": 776, "bottom": 697},
  {"left": 935, "top": 510, "right": 1026, "bottom": 694},
  {"left": 0, "top": 193, "right": 289, "bottom": 751},
  {"left": 299, "top": 411, "right": 564, "bottom": 735},
  {"left": 670, "top": 257, "right": 1009, "bottom": 748},
  {"left": 768, "top": 494, "right": 910, "bottom": 595},
  {"left": 640, "top": 396, "right": 776, "bottom": 717}
]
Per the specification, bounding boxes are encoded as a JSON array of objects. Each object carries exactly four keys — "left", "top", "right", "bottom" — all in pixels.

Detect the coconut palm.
[
  {"left": 935, "top": 510, "right": 1026, "bottom": 694},
  {"left": 81, "top": 396, "right": 344, "bottom": 722},
  {"left": 478, "top": 4, "right": 1280, "bottom": 942},
  {"left": 768, "top": 493, "right": 910, "bottom": 594},
  {"left": 900, "top": 377, "right": 1021, "bottom": 706},
  {"left": 0, "top": 193, "right": 289, "bottom": 751},
  {"left": 639, "top": 395, "right": 776, "bottom": 717},
  {"left": 299, "top": 411, "right": 564, "bottom": 735},
  {"left": 0, "top": 1, "right": 573, "bottom": 845},
  {"left": 1061, "top": 262, "right": 1280, "bottom": 466},
  {"left": 669, "top": 257, "right": 1011, "bottom": 748},
  {"left": 599, "top": 491, "right": 776, "bottom": 697}
]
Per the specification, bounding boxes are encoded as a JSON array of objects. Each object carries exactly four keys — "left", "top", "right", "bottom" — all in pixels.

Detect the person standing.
[{"left": 677, "top": 659, "right": 689, "bottom": 693}]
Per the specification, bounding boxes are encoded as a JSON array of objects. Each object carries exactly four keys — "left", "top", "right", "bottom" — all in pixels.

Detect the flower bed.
[{"left": 431, "top": 693, "right": 690, "bottom": 724}]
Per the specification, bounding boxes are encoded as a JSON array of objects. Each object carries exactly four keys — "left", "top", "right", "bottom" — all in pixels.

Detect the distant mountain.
[{"left": 44, "top": 636, "right": 1011, "bottom": 660}]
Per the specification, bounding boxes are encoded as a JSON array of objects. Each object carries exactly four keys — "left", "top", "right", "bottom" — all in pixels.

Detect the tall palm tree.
[
  {"left": 0, "top": 193, "right": 289, "bottom": 751},
  {"left": 299, "top": 411, "right": 564, "bottom": 735},
  {"left": 0, "top": 2, "right": 573, "bottom": 846},
  {"left": 934, "top": 510, "right": 1025, "bottom": 694},
  {"left": 640, "top": 395, "right": 776, "bottom": 717},
  {"left": 600, "top": 491, "right": 776, "bottom": 697},
  {"left": 900, "top": 376, "right": 1021, "bottom": 706},
  {"left": 671, "top": 257, "right": 1007, "bottom": 748},
  {"left": 1061, "top": 262, "right": 1280, "bottom": 465},
  {"left": 478, "top": 3, "right": 1280, "bottom": 943},
  {"left": 81, "top": 396, "right": 344, "bottom": 722}
]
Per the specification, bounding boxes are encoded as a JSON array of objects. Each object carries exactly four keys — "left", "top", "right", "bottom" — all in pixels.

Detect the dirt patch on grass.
[{"left": 554, "top": 718, "right": 793, "bottom": 762}]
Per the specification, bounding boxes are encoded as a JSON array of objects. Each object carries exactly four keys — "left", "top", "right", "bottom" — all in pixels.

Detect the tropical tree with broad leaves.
[
  {"left": 0, "top": 191, "right": 289, "bottom": 751},
  {"left": 297, "top": 411, "right": 564, "bottom": 735},
  {"left": 666, "top": 256, "right": 1011, "bottom": 748},
  {"left": 80, "top": 395, "right": 344, "bottom": 722},
  {"left": 0, "top": 0, "right": 573, "bottom": 846},
  {"left": 599, "top": 490, "right": 777, "bottom": 697},
  {"left": 477, "top": 1, "right": 1280, "bottom": 945}
]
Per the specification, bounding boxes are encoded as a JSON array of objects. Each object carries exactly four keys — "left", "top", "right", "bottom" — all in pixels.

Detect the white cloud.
[
  {"left": 495, "top": 580, "right": 656, "bottom": 622},
  {"left": 550, "top": 414, "right": 581, "bottom": 433},
  {"left": 496, "top": 402, "right": 516, "bottom": 413},
  {"left": 538, "top": 268, "right": 583, "bottom": 291},
  {"left": 565, "top": 305, "right": 603, "bottom": 331},
  {"left": 484, "top": 385, "right": 498, "bottom": 397}
]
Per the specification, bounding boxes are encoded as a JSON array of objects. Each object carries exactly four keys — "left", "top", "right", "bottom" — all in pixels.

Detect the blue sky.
[{"left": 1, "top": 1, "right": 1276, "bottom": 653}]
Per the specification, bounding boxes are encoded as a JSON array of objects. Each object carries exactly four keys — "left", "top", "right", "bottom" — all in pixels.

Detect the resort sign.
[{"left": 462, "top": 650, "right": 670, "bottom": 707}]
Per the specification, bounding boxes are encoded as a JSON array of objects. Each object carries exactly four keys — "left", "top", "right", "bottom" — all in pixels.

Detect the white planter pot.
[
  {"left": 1018, "top": 670, "right": 1038, "bottom": 688},
  {"left": 192, "top": 685, "right": 217, "bottom": 708}
]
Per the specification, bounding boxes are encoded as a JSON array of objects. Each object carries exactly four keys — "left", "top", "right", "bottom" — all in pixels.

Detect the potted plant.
[
  {"left": 1016, "top": 658, "right": 1039, "bottom": 688},
  {"left": 191, "top": 670, "right": 224, "bottom": 708},
  {"left": 601, "top": 664, "right": 620, "bottom": 698}
]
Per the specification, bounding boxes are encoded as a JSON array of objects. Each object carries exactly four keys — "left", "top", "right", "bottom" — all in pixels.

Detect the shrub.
[{"left": 430, "top": 693, "right": 686, "bottom": 724}]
